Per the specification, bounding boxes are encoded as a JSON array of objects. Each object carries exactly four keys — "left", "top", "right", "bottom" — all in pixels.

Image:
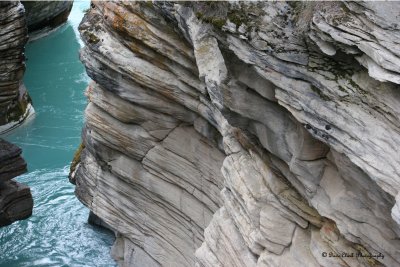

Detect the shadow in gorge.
[{"left": 0, "top": 2, "right": 116, "bottom": 266}]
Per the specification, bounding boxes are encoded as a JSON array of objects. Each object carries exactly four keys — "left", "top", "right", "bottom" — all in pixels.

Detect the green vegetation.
[
  {"left": 70, "top": 142, "right": 85, "bottom": 175},
  {"left": 84, "top": 30, "right": 100, "bottom": 44},
  {"left": 227, "top": 9, "right": 249, "bottom": 27},
  {"left": 195, "top": 11, "right": 226, "bottom": 29},
  {"left": 7, "top": 92, "right": 31, "bottom": 123},
  {"left": 310, "top": 85, "right": 331, "bottom": 101}
]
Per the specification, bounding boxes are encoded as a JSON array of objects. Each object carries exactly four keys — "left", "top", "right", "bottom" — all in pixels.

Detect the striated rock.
[
  {"left": 22, "top": 1, "right": 73, "bottom": 33},
  {"left": 0, "top": 0, "right": 74, "bottom": 132},
  {"left": 0, "top": 139, "right": 26, "bottom": 182},
  {"left": 0, "top": 1, "right": 33, "bottom": 133},
  {"left": 72, "top": 1, "right": 400, "bottom": 266},
  {"left": 0, "top": 139, "right": 33, "bottom": 227}
]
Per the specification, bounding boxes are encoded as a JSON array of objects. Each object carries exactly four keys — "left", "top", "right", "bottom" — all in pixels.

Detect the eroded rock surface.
[
  {"left": 72, "top": 1, "right": 400, "bottom": 266},
  {"left": 0, "top": 139, "right": 32, "bottom": 227},
  {"left": 0, "top": 1, "right": 33, "bottom": 133}
]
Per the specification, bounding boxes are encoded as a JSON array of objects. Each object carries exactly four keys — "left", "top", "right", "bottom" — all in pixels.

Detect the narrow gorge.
[
  {"left": 1, "top": 1, "right": 115, "bottom": 266},
  {"left": 0, "top": 0, "right": 74, "bottom": 228},
  {"left": 0, "top": 1, "right": 75, "bottom": 229},
  {"left": 71, "top": 1, "right": 400, "bottom": 267}
]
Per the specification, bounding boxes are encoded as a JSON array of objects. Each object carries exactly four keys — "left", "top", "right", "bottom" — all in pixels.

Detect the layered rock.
[
  {"left": 72, "top": 1, "right": 400, "bottom": 266},
  {"left": 0, "top": 1, "right": 75, "bottom": 133},
  {"left": 22, "top": 1, "right": 73, "bottom": 33},
  {"left": 0, "top": 139, "right": 33, "bottom": 227},
  {"left": 0, "top": 1, "right": 33, "bottom": 133}
]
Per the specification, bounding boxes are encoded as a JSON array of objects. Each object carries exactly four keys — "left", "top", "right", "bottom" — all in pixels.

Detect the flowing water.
[{"left": 0, "top": 2, "right": 116, "bottom": 266}]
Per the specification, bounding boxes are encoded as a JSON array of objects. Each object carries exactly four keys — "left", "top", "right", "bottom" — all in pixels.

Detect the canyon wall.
[
  {"left": 0, "top": 1, "right": 73, "bottom": 133},
  {"left": 72, "top": 1, "right": 400, "bottom": 266},
  {"left": 0, "top": 3, "right": 32, "bottom": 225},
  {"left": 22, "top": 1, "right": 73, "bottom": 33},
  {"left": 0, "top": 1, "right": 33, "bottom": 133},
  {"left": 0, "top": 139, "right": 32, "bottom": 227}
]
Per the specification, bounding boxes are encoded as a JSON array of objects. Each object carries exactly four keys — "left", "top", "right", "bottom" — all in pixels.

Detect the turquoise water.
[{"left": 0, "top": 2, "right": 116, "bottom": 266}]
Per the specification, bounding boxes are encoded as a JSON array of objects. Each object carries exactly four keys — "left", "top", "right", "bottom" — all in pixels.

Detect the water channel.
[{"left": 0, "top": 2, "right": 116, "bottom": 266}]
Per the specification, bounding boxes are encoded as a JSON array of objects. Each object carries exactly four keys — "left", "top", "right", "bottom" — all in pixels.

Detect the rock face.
[
  {"left": 0, "top": 1, "right": 33, "bottom": 133},
  {"left": 22, "top": 1, "right": 73, "bottom": 33},
  {"left": 0, "top": 139, "right": 32, "bottom": 227},
  {"left": 0, "top": 1, "right": 75, "bottom": 133},
  {"left": 72, "top": 1, "right": 400, "bottom": 266}
]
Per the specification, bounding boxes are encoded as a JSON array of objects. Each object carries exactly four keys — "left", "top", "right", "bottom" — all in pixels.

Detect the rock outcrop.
[
  {"left": 72, "top": 1, "right": 400, "bottom": 266},
  {"left": 22, "top": 1, "right": 73, "bottom": 33},
  {"left": 0, "top": 139, "right": 33, "bottom": 227},
  {"left": 0, "top": 1, "right": 33, "bottom": 134}
]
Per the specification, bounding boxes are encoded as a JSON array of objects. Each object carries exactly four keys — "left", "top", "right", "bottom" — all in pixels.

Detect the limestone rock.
[{"left": 72, "top": 1, "right": 400, "bottom": 266}]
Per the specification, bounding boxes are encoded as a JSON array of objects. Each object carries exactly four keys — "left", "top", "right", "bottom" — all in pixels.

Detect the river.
[{"left": 0, "top": 2, "right": 116, "bottom": 266}]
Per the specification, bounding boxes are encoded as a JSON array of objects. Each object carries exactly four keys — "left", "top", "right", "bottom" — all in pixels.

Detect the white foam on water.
[
  {"left": 69, "top": 1, "right": 91, "bottom": 48},
  {"left": 0, "top": 104, "right": 35, "bottom": 135}
]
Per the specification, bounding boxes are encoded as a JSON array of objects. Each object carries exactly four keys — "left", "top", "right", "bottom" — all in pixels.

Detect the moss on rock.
[{"left": 69, "top": 142, "right": 85, "bottom": 184}]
